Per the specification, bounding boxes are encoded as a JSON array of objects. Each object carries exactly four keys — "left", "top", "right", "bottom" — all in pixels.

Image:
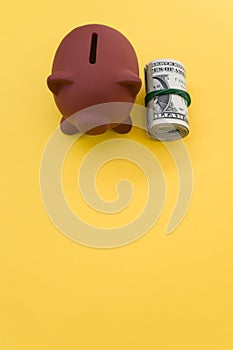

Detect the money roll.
[{"left": 145, "top": 59, "right": 191, "bottom": 141}]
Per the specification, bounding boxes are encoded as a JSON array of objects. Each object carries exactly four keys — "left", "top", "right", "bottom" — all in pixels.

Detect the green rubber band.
[{"left": 145, "top": 88, "right": 191, "bottom": 107}]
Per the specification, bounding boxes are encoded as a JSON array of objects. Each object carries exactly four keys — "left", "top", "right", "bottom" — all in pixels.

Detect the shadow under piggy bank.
[{"left": 47, "top": 24, "right": 142, "bottom": 135}]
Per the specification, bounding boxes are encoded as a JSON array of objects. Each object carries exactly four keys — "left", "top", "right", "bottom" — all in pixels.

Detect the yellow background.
[{"left": 1, "top": 0, "right": 233, "bottom": 349}]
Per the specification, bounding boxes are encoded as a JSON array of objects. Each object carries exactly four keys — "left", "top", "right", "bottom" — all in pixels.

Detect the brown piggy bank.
[{"left": 47, "top": 24, "right": 142, "bottom": 135}]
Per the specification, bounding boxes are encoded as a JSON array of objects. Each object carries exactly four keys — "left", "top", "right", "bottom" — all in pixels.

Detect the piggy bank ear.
[
  {"left": 117, "top": 70, "right": 142, "bottom": 97},
  {"left": 47, "top": 72, "right": 74, "bottom": 95}
]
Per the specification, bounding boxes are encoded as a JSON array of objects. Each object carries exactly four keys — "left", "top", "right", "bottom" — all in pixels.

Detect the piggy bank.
[{"left": 47, "top": 24, "right": 142, "bottom": 135}]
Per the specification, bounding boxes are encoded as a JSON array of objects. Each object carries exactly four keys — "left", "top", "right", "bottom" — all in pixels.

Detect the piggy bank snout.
[{"left": 72, "top": 113, "right": 111, "bottom": 135}]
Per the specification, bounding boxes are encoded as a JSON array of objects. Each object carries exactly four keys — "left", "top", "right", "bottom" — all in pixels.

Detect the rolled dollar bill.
[{"left": 145, "top": 59, "right": 191, "bottom": 141}]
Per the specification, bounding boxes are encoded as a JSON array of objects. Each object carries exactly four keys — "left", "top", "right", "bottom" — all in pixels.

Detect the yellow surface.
[{"left": 1, "top": 0, "right": 233, "bottom": 349}]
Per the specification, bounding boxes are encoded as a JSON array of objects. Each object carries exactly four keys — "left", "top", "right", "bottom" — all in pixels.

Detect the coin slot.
[{"left": 89, "top": 33, "right": 98, "bottom": 64}]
